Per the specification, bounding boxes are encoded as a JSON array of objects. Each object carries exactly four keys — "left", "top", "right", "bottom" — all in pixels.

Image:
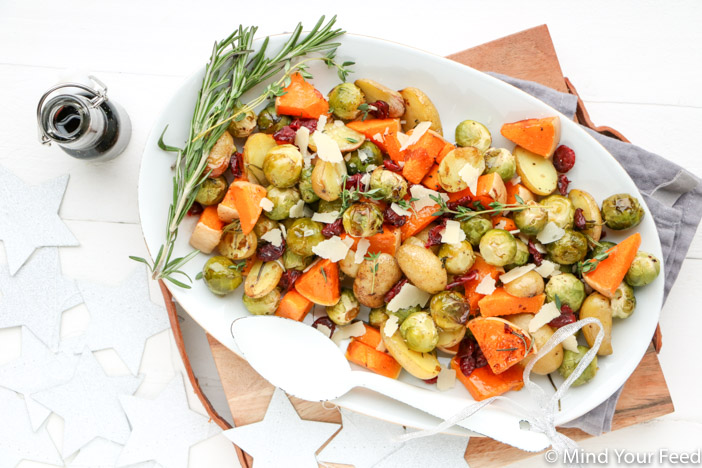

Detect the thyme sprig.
[
  {"left": 574, "top": 251, "right": 610, "bottom": 276},
  {"left": 429, "top": 194, "right": 528, "bottom": 221},
  {"left": 497, "top": 329, "right": 535, "bottom": 354}
]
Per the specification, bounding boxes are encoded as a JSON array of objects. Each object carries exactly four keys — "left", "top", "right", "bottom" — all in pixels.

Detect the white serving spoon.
[{"left": 231, "top": 316, "right": 550, "bottom": 452}]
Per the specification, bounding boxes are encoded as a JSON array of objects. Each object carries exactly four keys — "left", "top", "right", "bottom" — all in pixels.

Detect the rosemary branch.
[{"left": 429, "top": 194, "right": 528, "bottom": 221}]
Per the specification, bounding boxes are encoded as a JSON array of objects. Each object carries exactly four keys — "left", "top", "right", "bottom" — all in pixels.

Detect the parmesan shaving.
[
  {"left": 399, "top": 121, "right": 431, "bottom": 151},
  {"left": 534, "top": 260, "right": 561, "bottom": 278},
  {"left": 561, "top": 334, "right": 579, "bottom": 352},
  {"left": 360, "top": 173, "right": 371, "bottom": 190},
  {"left": 510, "top": 175, "right": 522, "bottom": 185},
  {"left": 387, "top": 283, "right": 431, "bottom": 312},
  {"left": 311, "top": 211, "right": 340, "bottom": 224},
  {"left": 396, "top": 132, "right": 409, "bottom": 148},
  {"left": 312, "top": 131, "right": 343, "bottom": 163},
  {"left": 441, "top": 220, "right": 466, "bottom": 245},
  {"left": 383, "top": 126, "right": 390, "bottom": 135},
  {"left": 312, "top": 236, "right": 352, "bottom": 262},
  {"left": 536, "top": 222, "right": 565, "bottom": 244},
  {"left": 365, "top": 164, "right": 378, "bottom": 172},
  {"left": 495, "top": 220, "right": 507, "bottom": 230},
  {"left": 294, "top": 126, "right": 310, "bottom": 158},
  {"left": 375, "top": 340, "right": 387, "bottom": 353},
  {"left": 436, "top": 367, "right": 456, "bottom": 391},
  {"left": 278, "top": 223, "right": 287, "bottom": 238},
  {"left": 410, "top": 185, "right": 449, "bottom": 211},
  {"left": 499, "top": 264, "right": 536, "bottom": 284},
  {"left": 458, "top": 163, "right": 481, "bottom": 195},
  {"left": 260, "top": 228, "right": 283, "bottom": 247},
  {"left": 383, "top": 314, "right": 400, "bottom": 337},
  {"left": 529, "top": 302, "right": 561, "bottom": 332},
  {"left": 317, "top": 114, "right": 327, "bottom": 129},
  {"left": 316, "top": 324, "right": 332, "bottom": 338},
  {"left": 354, "top": 238, "right": 371, "bottom": 264},
  {"left": 372, "top": 132, "right": 384, "bottom": 143},
  {"left": 259, "top": 197, "right": 274, "bottom": 212},
  {"left": 334, "top": 119, "right": 344, "bottom": 127},
  {"left": 289, "top": 200, "right": 306, "bottom": 218},
  {"left": 390, "top": 202, "right": 412, "bottom": 217},
  {"left": 475, "top": 275, "right": 497, "bottom": 295},
  {"left": 331, "top": 321, "right": 367, "bottom": 345}
]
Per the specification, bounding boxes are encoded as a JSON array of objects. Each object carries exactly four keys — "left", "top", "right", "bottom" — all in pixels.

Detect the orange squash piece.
[
  {"left": 230, "top": 181, "right": 266, "bottom": 235},
  {"left": 342, "top": 224, "right": 401, "bottom": 256},
  {"left": 478, "top": 288, "right": 546, "bottom": 317},
  {"left": 451, "top": 357, "right": 524, "bottom": 401},
  {"left": 500, "top": 116, "right": 561, "bottom": 158},
  {"left": 436, "top": 142, "right": 456, "bottom": 164},
  {"left": 505, "top": 181, "right": 535, "bottom": 205},
  {"left": 346, "top": 340, "right": 402, "bottom": 379},
  {"left": 400, "top": 204, "right": 440, "bottom": 241},
  {"left": 468, "top": 317, "right": 533, "bottom": 374},
  {"left": 294, "top": 259, "right": 340, "bottom": 306},
  {"left": 275, "top": 289, "right": 313, "bottom": 322},
  {"left": 275, "top": 73, "right": 329, "bottom": 119},
  {"left": 405, "top": 129, "right": 447, "bottom": 159},
  {"left": 491, "top": 216, "right": 517, "bottom": 231},
  {"left": 476, "top": 173, "right": 507, "bottom": 205},
  {"left": 346, "top": 119, "right": 400, "bottom": 153},
  {"left": 584, "top": 232, "right": 642, "bottom": 298},
  {"left": 421, "top": 163, "right": 442, "bottom": 191},
  {"left": 402, "top": 147, "right": 434, "bottom": 184},
  {"left": 189, "top": 205, "right": 224, "bottom": 254},
  {"left": 464, "top": 256, "right": 503, "bottom": 312},
  {"left": 354, "top": 323, "right": 383, "bottom": 349}
]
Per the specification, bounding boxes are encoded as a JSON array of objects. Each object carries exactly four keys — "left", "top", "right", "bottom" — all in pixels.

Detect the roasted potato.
[
  {"left": 311, "top": 160, "right": 347, "bottom": 201},
  {"left": 308, "top": 122, "right": 365, "bottom": 153},
  {"left": 243, "top": 133, "right": 277, "bottom": 184},
  {"left": 244, "top": 260, "right": 283, "bottom": 299},
  {"left": 579, "top": 292, "right": 613, "bottom": 356},
  {"left": 508, "top": 313, "right": 563, "bottom": 375},
  {"left": 569, "top": 189, "right": 603, "bottom": 241},
  {"left": 353, "top": 253, "right": 403, "bottom": 308},
  {"left": 503, "top": 271, "right": 545, "bottom": 298},
  {"left": 382, "top": 324, "right": 442, "bottom": 379},
  {"left": 514, "top": 145, "right": 558, "bottom": 196},
  {"left": 395, "top": 244, "right": 447, "bottom": 294},
  {"left": 399, "top": 87, "right": 442, "bottom": 135},
  {"left": 338, "top": 249, "right": 360, "bottom": 278},
  {"left": 354, "top": 79, "right": 405, "bottom": 118}
]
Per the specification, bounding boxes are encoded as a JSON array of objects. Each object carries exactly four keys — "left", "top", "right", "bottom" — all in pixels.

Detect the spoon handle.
[{"left": 350, "top": 370, "right": 549, "bottom": 452}]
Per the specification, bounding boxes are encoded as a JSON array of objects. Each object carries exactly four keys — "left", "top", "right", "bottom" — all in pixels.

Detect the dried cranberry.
[
  {"left": 445, "top": 270, "right": 478, "bottom": 290},
  {"left": 425, "top": 219, "right": 448, "bottom": 248},
  {"left": 321, "top": 218, "right": 344, "bottom": 238},
  {"left": 527, "top": 239, "right": 544, "bottom": 266},
  {"left": 384, "top": 278, "right": 409, "bottom": 303},
  {"left": 383, "top": 159, "right": 403, "bottom": 172},
  {"left": 456, "top": 337, "right": 488, "bottom": 377},
  {"left": 549, "top": 304, "right": 577, "bottom": 328},
  {"left": 257, "top": 240, "right": 285, "bottom": 261},
  {"left": 344, "top": 173, "right": 364, "bottom": 190},
  {"left": 447, "top": 196, "right": 472, "bottom": 211},
  {"left": 557, "top": 174, "right": 571, "bottom": 196},
  {"left": 187, "top": 202, "right": 203, "bottom": 216},
  {"left": 273, "top": 125, "right": 296, "bottom": 144},
  {"left": 289, "top": 118, "right": 317, "bottom": 133},
  {"left": 474, "top": 347, "right": 488, "bottom": 368},
  {"left": 367, "top": 100, "right": 390, "bottom": 119},
  {"left": 279, "top": 269, "right": 302, "bottom": 293},
  {"left": 312, "top": 316, "right": 336, "bottom": 337},
  {"left": 600, "top": 230, "right": 607, "bottom": 240},
  {"left": 230, "top": 151, "right": 244, "bottom": 179},
  {"left": 574, "top": 208, "right": 587, "bottom": 230},
  {"left": 424, "top": 376, "right": 438, "bottom": 385},
  {"left": 383, "top": 205, "right": 407, "bottom": 227},
  {"left": 553, "top": 145, "right": 576, "bottom": 173}
]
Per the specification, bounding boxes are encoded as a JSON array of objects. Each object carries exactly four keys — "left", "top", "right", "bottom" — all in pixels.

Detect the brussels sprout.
[
  {"left": 483, "top": 148, "right": 516, "bottom": 181},
  {"left": 328, "top": 83, "right": 365, "bottom": 120},
  {"left": 264, "top": 186, "right": 301, "bottom": 220},
  {"left": 263, "top": 144, "right": 303, "bottom": 188},
  {"left": 282, "top": 250, "right": 313, "bottom": 271},
  {"left": 298, "top": 165, "right": 320, "bottom": 203},
  {"left": 346, "top": 141, "right": 383, "bottom": 175},
  {"left": 479, "top": 229, "right": 517, "bottom": 266},
  {"left": 588, "top": 241, "right": 617, "bottom": 260},
  {"left": 429, "top": 291, "right": 469, "bottom": 331},
  {"left": 601, "top": 193, "right": 645, "bottom": 230},
  {"left": 242, "top": 288, "right": 282, "bottom": 315},
  {"left": 286, "top": 218, "right": 324, "bottom": 257},
  {"left": 438, "top": 241, "right": 476, "bottom": 275},
  {"left": 544, "top": 273, "right": 586, "bottom": 312},
  {"left": 253, "top": 216, "right": 279, "bottom": 238},
  {"left": 540, "top": 194, "right": 575, "bottom": 229},
  {"left": 545, "top": 229, "right": 588, "bottom": 265},
  {"left": 257, "top": 103, "right": 291, "bottom": 134},
  {"left": 228, "top": 107, "right": 256, "bottom": 138},
  {"left": 625, "top": 251, "right": 661, "bottom": 287},
  {"left": 392, "top": 306, "right": 421, "bottom": 324},
  {"left": 218, "top": 223, "right": 257, "bottom": 260},
  {"left": 514, "top": 201, "right": 548, "bottom": 235},
  {"left": 460, "top": 217, "right": 492, "bottom": 247},
  {"left": 342, "top": 202, "right": 384, "bottom": 237},
  {"left": 202, "top": 256, "right": 243, "bottom": 295},
  {"left": 326, "top": 289, "right": 360, "bottom": 326},
  {"left": 611, "top": 282, "right": 636, "bottom": 319},
  {"left": 506, "top": 239, "right": 529, "bottom": 268},
  {"left": 399, "top": 311, "right": 439, "bottom": 353},
  {"left": 369, "top": 167, "right": 408, "bottom": 202},
  {"left": 454, "top": 120, "right": 491, "bottom": 153},
  {"left": 369, "top": 307, "right": 390, "bottom": 329},
  {"left": 559, "top": 345, "right": 598, "bottom": 386},
  {"left": 194, "top": 176, "right": 227, "bottom": 206}
]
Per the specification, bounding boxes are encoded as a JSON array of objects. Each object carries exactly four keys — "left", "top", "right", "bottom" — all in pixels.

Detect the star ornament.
[
  {"left": 0, "top": 166, "right": 78, "bottom": 275},
  {"left": 224, "top": 388, "right": 340, "bottom": 468}
]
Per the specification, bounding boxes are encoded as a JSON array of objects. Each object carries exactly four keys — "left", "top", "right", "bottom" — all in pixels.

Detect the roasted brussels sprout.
[
  {"left": 286, "top": 218, "right": 324, "bottom": 257},
  {"left": 601, "top": 193, "right": 645, "bottom": 230},
  {"left": 312, "top": 160, "right": 347, "bottom": 201},
  {"left": 228, "top": 107, "right": 256, "bottom": 138},
  {"left": 546, "top": 229, "right": 588, "bottom": 265},
  {"left": 611, "top": 282, "right": 636, "bottom": 319},
  {"left": 195, "top": 176, "right": 227, "bottom": 206},
  {"left": 218, "top": 223, "right": 257, "bottom": 260},
  {"left": 399, "top": 311, "right": 439, "bottom": 353},
  {"left": 253, "top": 216, "right": 279, "bottom": 238},
  {"left": 264, "top": 186, "right": 301, "bottom": 220},
  {"left": 328, "top": 83, "right": 365, "bottom": 120},
  {"left": 298, "top": 165, "right": 320, "bottom": 203},
  {"left": 460, "top": 216, "right": 492, "bottom": 247},
  {"left": 263, "top": 144, "right": 303, "bottom": 188},
  {"left": 242, "top": 288, "right": 282, "bottom": 315},
  {"left": 244, "top": 260, "right": 283, "bottom": 298},
  {"left": 507, "top": 238, "right": 529, "bottom": 268},
  {"left": 342, "top": 202, "right": 384, "bottom": 237},
  {"left": 346, "top": 141, "right": 383, "bottom": 175},
  {"left": 541, "top": 194, "right": 575, "bottom": 229},
  {"left": 559, "top": 345, "right": 598, "bottom": 386},
  {"left": 479, "top": 229, "right": 517, "bottom": 266},
  {"left": 483, "top": 148, "right": 516, "bottom": 181},
  {"left": 514, "top": 201, "right": 548, "bottom": 235},
  {"left": 588, "top": 241, "right": 617, "bottom": 260},
  {"left": 625, "top": 251, "right": 661, "bottom": 287},
  {"left": 369, "top": 167, "right": 408, "bottom": 202},
  {"left": 369, "top": 307, "right": 390, "bottom": 329},
  {"left": 503, "top": 270, "right": 544, "bottom": 298},
  {"left": 454, "top": 120, "right": 491, "bottom": 153},
  {"left": 256, "top": 103, "right": 291, "bottom": 134},
  {"left": 545, "top": 273, "right": 586, "bottom": 312},
  {"left": 325, "top": 289, "right": 360, "bottom": 326},
  {"left": 429, "top": 291, "right": 469, "bottom": 331},
  {"left": 392, "top": 306, "right": 422, "bottom": 325},
  {"left": 438, "top": 241, "right": 476, "bottom": 275},
  {"left": 282, "top": 250, "right": 313, "bottom": 271},
  {"left": 202, "top": 256, "right": 243, "bottom": 295}
]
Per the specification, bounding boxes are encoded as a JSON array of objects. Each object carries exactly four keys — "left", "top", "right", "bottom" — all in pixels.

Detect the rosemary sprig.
[
  {"left": 574, "top": 251, "right": 610, "bottom": 276},
  {"left": 430, "top": 194, "right": 528, "bottom": 221},
  {"left": 131, "top": 17, "right": 347, "bottom": 287}
]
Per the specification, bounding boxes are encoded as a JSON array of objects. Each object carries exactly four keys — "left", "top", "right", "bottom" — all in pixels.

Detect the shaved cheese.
[
  {"left": 390, "top": 202, "right": 412, "bottom": 217},
  {"left": 372, "top": 132, "right": 384, "bottom": 142},
  {"left": 510, "top": 175, "right": 522, "bottom": 185},
  {"left": 495, "top": 220, "right": 507, "bottom": 230},
  {"left": 375, "top": 340, "right": 387, "bottom": 353},
  {"left": 313, "top": 131, "right": 343, "bottom": 163},
  {"left": 334, "top": 120, "right": 344, "bottom": 127},
  {"left": 458, "top": 163, "right": 481, "bottom": 195},
  {"left": 260, "top": 228, "right": 283, "bottom": 247},
  {"left": 500, "top": 264, "right": 536, "bottom": 284},
  {"left": 312, "top": 235, "right": 352, "bottom": 262},
  {"left": 561, "top": 334, "right": 579, "bottom": 353},
  {"left": 311, "top": 211, "right": 339, "bottom": 224},
  {"left": 383, "top": 314, "right": 400, "bottom": 337},
  {"left": 534, "top": 260, "right": 560, "bottom": 278},
  {"left": 529, "top": 302, "right": 561, "bottom": 333},
  {"left": 295, "top": 126, "right": 310, "bottom": 158},
  {"left": 317, "top": 114, "right": 327, "bottom": 129},
  {"left": 536, "top": 222, "right": 565, "bottom": 244},
  {"left": 259, "top": 197, "right": 274, "bottom": 212},
  {"left": 441, "top": 220, "right": 466, "bottom": 245},
  {"left": 316, "top": 324, "right": 332, "bottom": 338},
  {"left": 396, "top": 132, "right": 409, "bottom": 148},
  {"left": 436, "top": 367, "right": 456, "bottom": 391},
  {"left": 399, "top": 121, "right": 431, "bottom": 151},
  {"left": 278, "top": 223, "right": 287, "bottom": 238},
  {"left": 289, "top": 200, "right": 306, "bottom": 218},
  {"left": 360, "top": 173, "right": 371, "bottom": 190},
  {"left": 509, "top": 229, "right": 521, "bottom": 235},
  {"left": 387, "top": 283, "right": 431, "bottom": 312},
  {"left": 365, "top": 164, "right": 378, "bottom": 172},
  {"left": 475, "top": 275, "right": 497, "bottom": 295},
  {"left": 383, "top": 126, "right": 390, "bottom": 135},
  {"left": 332, "top": 320, "right": 367, "bottom": 345},
  {"left": 358, "top": 148, "right": 369, "bottom": 162},
  {"left": 410, "top": 185, "right": 449, "bottom": 211},
  {"left": 354, "top": 238, "right": 371, "bottom": 264}
]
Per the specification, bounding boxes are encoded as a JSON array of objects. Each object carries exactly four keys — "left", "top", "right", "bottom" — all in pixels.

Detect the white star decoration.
[
  {"left": 224, "top": 387, "right": 340, "bottom": 468},
  {"left": 32, "top": 350, "right": 142, "bottom": 457},
  {"left": 0, "top": 326, "right": 78, "bottom": 431},
  {"left": 0, "top": 387, "right": 62, "bottom": 468},
  {"left": 0, "top": 247, "right": 82, "bottom": 351},
  {"left": 62, "top": 267, "right": 170, "bottom": 374},
  {"left": 118, "top": 374, "right": 218, "bottom": 468},
  {"left": 67, "top": 438, "right": 158, "bottom": 468},
  {"left": 372, "top": 432, "right": 470, "bottom": 468},
  {"left": 0, "top": 166, "right": 78, "bottom": 275}
]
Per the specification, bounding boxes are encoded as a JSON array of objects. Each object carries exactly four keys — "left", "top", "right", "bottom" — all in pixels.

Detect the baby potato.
[
  {"left": 514, "top": 145, "right": 558, "bottom": 196},
  {"left": 396, "top": 244, "right": 447, "bottom": 294},
  {"left": 308, "top": 122, "right": 365, "bottom": 153},
  {"left": 503, "top": 271, "right": 545, "bottom": 298},
  {"left": 382, "top": 325, "right": 442, "bottom": 379},
  {"left": 244, "top": 260, "right": 283, "bottom": 299},
  {"left": 569, "top": 189, "right": 603, "bottom": 241},
  {"left": 311, "top": 160, "right": 347, "bottom": 201},
  {"left": 580, "top": 292, "right": 613, "bottom": 356},
  {"left": 354, "top": 79, "right": 405, "bottom": 118},
  {"left": 339, "top": 249, "right": 360, "bottom": 278},
  {"left": 410, "top": 224, "right": 440, "bottom": 254},
  {"left": 438, "top": 147, "right": 485, "bottom": 193},
  {"left": 399, "top": 87, "right": 443, "bottom": 135},
  {"left": 353, "top": 253, "right": 403, "bottom": 308},
  {"left": 437, "top": 326, "right": 466, "bottom": 350},
  {"left": 243, "top": 133, "right": 277, "bottom": 184},
  {"left": 508, "top": 313, "right": 564, "bottom": 375}
]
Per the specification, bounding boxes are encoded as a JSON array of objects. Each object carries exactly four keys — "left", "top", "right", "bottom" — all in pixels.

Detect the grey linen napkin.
[{"left": 490, "top": 73, "right": 702, "bottom": 435}]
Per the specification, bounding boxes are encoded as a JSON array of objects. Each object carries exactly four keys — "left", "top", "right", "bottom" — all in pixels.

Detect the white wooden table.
[{"left": 1, "top": 1, "right": 701, "bottom": 466}]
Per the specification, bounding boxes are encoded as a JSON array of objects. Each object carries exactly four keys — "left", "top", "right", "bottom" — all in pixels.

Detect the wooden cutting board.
[{"left": 181, "top": 24, "right": 674, "bottom": 468}]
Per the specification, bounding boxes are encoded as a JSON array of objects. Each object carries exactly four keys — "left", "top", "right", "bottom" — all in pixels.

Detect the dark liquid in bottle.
[
  {"left": 54, "top": 105, "right": 83, "bottom": 137},
  {"left": 54, "top": 96, "right": 122, "bottom": 160}
]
